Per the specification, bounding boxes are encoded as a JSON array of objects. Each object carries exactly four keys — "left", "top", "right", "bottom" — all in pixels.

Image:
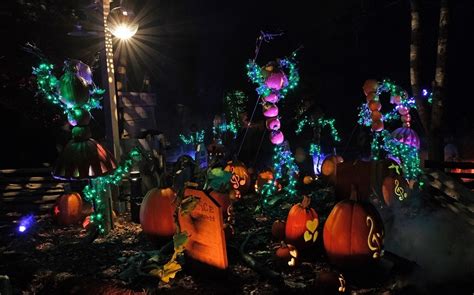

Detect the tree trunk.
[
  {"left": 430, "top": 0, "right": 449, "bottom": 161},
  {"left": 410, "top": 0, "right": 429, "bottom": 135}
]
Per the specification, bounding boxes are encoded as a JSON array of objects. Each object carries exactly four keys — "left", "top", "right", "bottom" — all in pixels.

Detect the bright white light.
[
  {"left": 110, "top": 24, "right": 138, "bottom": 40},
  {"left": 19, "top": 225, "right": 26, "bottom": 232}
]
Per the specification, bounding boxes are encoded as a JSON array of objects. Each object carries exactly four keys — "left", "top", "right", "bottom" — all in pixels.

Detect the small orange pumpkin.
[
  {"left": 371, "top": 120, "right": 384, "bottom": 132},
  {"left": 323, "top": 187, "right": 384, "bottom": 268},
  {"left": 303, "top": 175, "right": 314, "bottom": 185},
  {"left": 272, "top": 220, "right": 286, "bottom": 241},
  {"left": 363, "top": 79, "right": 378, "bottom": 96},
  {"left": 275, "top": 242, "right": 298, "bottom": 267},
  {"left": 368, "top": 100, "right": 382, "bottom": 111},
  {"left": 321, "top": 155, "right": 344, "bottom": 181},
  {"left": 224, "top": 161, "right": 251, "bottom": 194},
  {"left": 54, "top": 192, "right": 83, "bottom": 225},
  {"left": 255, "top": 169, "right": 280, "bottom": 193},
  {"left": 140, "top": 187, "right": 177, "bottom": 240},
  {"left": 285, "top": 196, "right": 319, "bottom": 249}
]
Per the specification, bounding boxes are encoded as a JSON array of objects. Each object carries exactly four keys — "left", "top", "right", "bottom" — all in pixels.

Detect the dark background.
[{"left": 0, "top": 0, "right": 473, "bottom": 167}]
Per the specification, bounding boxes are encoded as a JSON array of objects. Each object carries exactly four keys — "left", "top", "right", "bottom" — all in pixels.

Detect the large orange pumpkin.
[
  {"left": 285, "top": 196, "right": 319, "bottom": 249},
  {"left": 323, "top": 188, "right": 384, "bottom": 268},
  {"left": 224, "top": 161, "right": 251, "bottom": 194},
  {"left": 140, "top": 187, "right": 177, "bottom": 239},
  {"left": 54, "top": 192, "right": 83, "bottom": 225}
]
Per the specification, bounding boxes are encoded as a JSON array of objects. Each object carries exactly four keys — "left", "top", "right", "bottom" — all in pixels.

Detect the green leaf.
[
  {"left": 206, "top": 168, "right": 231, "bottom": 192},
  {"left": 150, "top": 260, "right": 182, "bottom": 283},
  {"left": 180, "top": 196, "right": 199, "bottom": 216},
  {"left": 173, "top": 231, "right": 189, "bottom": 252}
]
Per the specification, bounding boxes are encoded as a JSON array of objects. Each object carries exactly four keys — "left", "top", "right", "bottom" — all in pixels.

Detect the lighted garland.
[
  {"left": 246, "top": 50, "right": 300, "bottom": 204},
  {"left": 260, "top": 145, "right": 299, "bottom": 204},
  {"left": 83, "top": 147, "right": 142, "bottom": 233},
  {"left": 359, "top": 79, "right": 422, "bottom": 182},
  {"left": 295, "top": 116, "right": 341, "bottom": 142},
  {"left": 212, "top": 122, "right": 238, "bottom": 139},
  {"left": 223, "top": 90, "right": 247, "bottom": 131},
  {"left": 246, "top": 53, "right": 299, "bottom": 100},
  {"left": 179, "top": 130, "right": 205, "bottom": 145},
  {"left": 370, "top": 131, "right": 422, "bottom": 180}
]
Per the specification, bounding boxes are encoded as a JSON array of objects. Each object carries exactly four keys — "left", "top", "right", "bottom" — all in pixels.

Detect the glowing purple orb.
[
  {"left": 265, "top": 71, "right": 287, "bottom": 91},
  {"left": 262, "top": 93, "right": 279, "bottom": 103},
  {"left": 265, "top": 117, "right": 281, "bottom": 131},
  {"left": 263, "top": 103, "right": 279, "bottom": 118},
  {"left": 270, "top": 130, "right": 284, "bottom": 145}
]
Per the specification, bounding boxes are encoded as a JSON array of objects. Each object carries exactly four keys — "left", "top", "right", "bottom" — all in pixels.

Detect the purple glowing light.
[
  {"left": 422, "top": 89, "right": 428, "bottom": 96},
  {"left": 18, "top": 225, "right": 26, "bottom": 232}
]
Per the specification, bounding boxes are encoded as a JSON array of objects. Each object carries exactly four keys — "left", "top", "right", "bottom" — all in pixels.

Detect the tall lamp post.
[{"left": 101, "top": 0, "right": 139, "bottom": 161}]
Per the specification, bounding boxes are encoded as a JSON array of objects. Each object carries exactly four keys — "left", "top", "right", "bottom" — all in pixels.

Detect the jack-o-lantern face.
[{"left": 224, "top": 161, "right": 251, "bottom": 194}]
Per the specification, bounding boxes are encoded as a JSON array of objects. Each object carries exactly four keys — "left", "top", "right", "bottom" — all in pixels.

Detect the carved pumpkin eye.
[{"left": 288, "top": 257, "right": 296, "bottom": 266}]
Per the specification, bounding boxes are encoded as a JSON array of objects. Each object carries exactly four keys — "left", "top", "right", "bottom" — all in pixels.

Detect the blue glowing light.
[
  {"left": 17, "top": 215, "right": 34, "bottom": 233},
  {"left": 422, "top": 89, "right": 428, "bottom": 96}
]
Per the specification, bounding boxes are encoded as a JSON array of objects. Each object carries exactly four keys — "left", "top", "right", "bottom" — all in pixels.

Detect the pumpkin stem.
[
  {"left": 300, "top": 195, "right": 311, "bottom": 209},
  {"left": 350, "top": 184, "right": 359, "bottom": 201}
]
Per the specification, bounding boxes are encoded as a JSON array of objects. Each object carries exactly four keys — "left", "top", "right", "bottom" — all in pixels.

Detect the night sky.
[{"left": 0, "top": 0, "right": 473, "bottom": 167}]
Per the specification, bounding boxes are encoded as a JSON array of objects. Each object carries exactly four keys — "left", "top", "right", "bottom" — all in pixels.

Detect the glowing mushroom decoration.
[
  {"left": 391, "top": 127, "right": 420, "bottom": 149},
  {"left": 53, "top": 60, "right": 117, "bottom": 180}
]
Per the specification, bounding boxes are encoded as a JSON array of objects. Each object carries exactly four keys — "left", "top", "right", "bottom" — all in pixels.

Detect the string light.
[
  {"left": 224, "top": 90, "right": 247, "bottom": 132},
  {"left": 246, "top": 56, "right": 300, "bottom": 100},
  {"left": 370, "top": 130, "right": 422, "bottom": 181},
  {"left": 83, "top": 148, "right": 142, "bottom": 233},
  {"left": 212, "top": 122, "right": 238, "bottom": 139},
  {"left": 260, "top": 145, "right": 299, "bottom": 205},
  {"left": 179, "top": 130, "right": 205, "bottom": 145}
]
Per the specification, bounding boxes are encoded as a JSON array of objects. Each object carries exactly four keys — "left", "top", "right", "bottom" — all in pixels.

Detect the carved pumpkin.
[
  {"left": 53, "top": 192, "right": 83, "bottom": 225},
  {"left": 323, "top": 188, "right": 384, "bottom": 268},
  {"left": 382, "top": 175, "right": 409, "bottom": 206},
  {"left": 285, "top": 196, "right": 319, "bottom": 249},
  {"left": 140, "top": 187, "right": 177, "bottom": 240},
  {"left": 275, "top": 242, "right": 298, "bottom": 267},
  {"left": 316, "top": 271, "right": 346, "bottom": 294},
  {"left": 272, "top": 220, "right": 286, "bottom": 241},
  {"left": 224, "top": 161, "right": 251, "bottom": 194}
]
